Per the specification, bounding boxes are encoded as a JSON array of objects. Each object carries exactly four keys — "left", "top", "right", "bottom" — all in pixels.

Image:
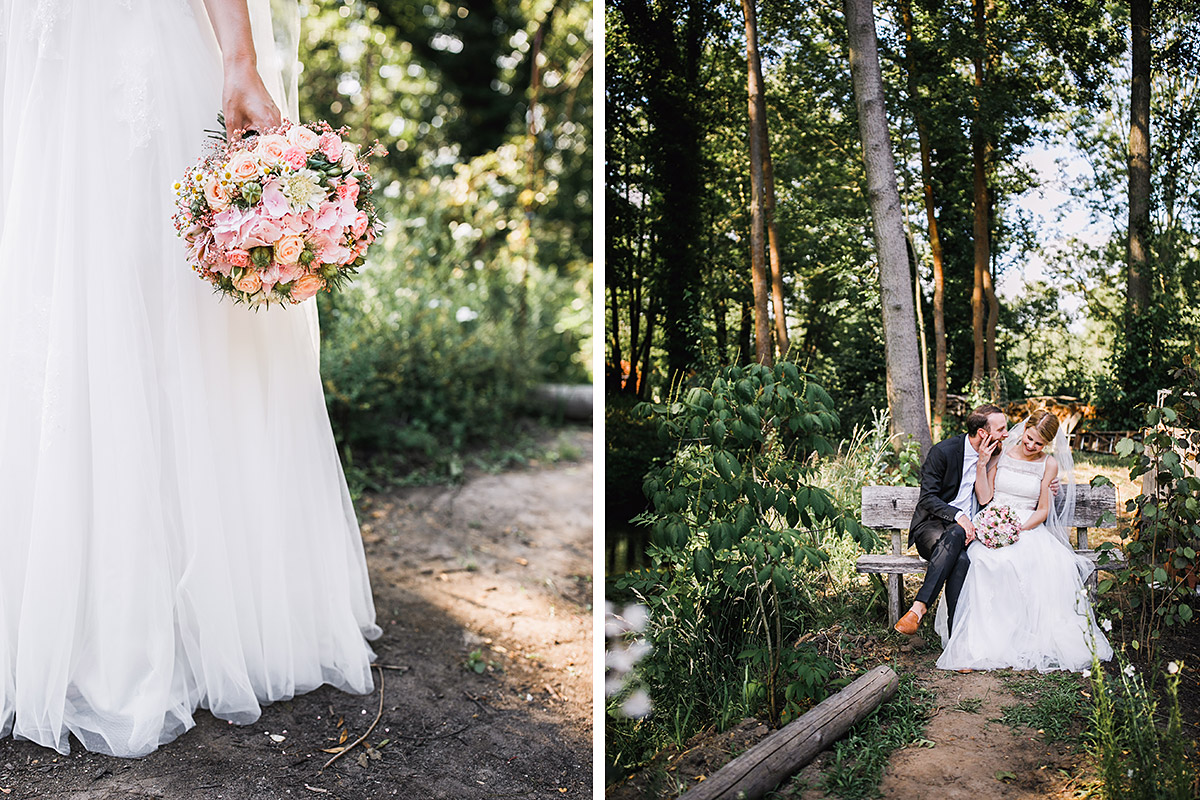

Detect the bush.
[
  {"left": 1093, "top": 362, "right": 1200, "bottom": 662},
  {"left": 607, "top": 363, "right": 869, "bottom": 772},
  {"left": 318, "top": 144, "right": 591, "bottom": 481}
]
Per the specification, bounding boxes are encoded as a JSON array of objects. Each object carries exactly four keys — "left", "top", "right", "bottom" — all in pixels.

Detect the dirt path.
[
  {"left": 879, "top": 649, "right": 1086, "bottom": 800},
  {"left": 0, "top": 428, "right": 593, "bottom": 800}
]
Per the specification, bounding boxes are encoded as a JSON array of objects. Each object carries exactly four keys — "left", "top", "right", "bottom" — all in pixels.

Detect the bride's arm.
[
  {"left": 1023, "top": 458, "right": 1059, "bottom": 530},
  {"left": 201, "top": 0, "right": 282, "bottom": 135}
]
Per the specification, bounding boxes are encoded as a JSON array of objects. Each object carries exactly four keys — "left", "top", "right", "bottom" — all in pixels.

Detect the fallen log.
[{"left": 679, "top": 665, "right": 899, "bottom": 800}]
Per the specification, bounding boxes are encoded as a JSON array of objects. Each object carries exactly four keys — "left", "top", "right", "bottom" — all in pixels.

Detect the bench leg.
[{"left": 888, "top": 573, "right": 902, "bottom": 628}]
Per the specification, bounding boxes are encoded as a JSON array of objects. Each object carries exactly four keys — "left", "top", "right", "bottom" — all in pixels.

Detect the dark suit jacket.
[{"left": 908, "top": 433, "right": 971, "bottom": 546}]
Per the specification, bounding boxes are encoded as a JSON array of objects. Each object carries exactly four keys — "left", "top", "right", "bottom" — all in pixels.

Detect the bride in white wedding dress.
[
  {"left": 0, "top": 0, "right": 380, "bottom": 756},
  {"left": 935, "top": 409, "right": 1113, "bottom": 672}
]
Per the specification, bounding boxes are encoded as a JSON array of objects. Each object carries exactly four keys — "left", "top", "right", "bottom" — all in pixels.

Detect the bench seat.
[{"left": 856, "top": 485, "right": 1122, "bottom": 626}]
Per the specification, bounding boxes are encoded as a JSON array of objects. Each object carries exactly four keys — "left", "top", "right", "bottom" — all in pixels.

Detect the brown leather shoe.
[{"left": 894, "top": 610, "right": 921, "bottom": 635}]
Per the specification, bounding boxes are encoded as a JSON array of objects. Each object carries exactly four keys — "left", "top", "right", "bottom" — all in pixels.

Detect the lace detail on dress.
[
  {"left": 115, "top": 45, "right": 161, "bottom": 152},
  {"left": 30, "top": 0, "right": 65, "bottom": 51}
]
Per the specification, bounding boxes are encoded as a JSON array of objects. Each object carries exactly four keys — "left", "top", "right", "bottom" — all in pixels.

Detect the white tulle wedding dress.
[
  {"left": 0, "top": 1, "right": 380, "bottom": 756},
  {"left": 935, "top": 453, "right": 1113, "bottom": 672}
]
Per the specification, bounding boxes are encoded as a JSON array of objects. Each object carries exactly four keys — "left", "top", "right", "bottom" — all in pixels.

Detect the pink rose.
[
  {"left": 204, "top": 177, "right": 230, "bottom": 210},
  {"left": 274, "top": 234, "right": 305, "bottom": 264},
  {"left": 282, "top": 146, "right": 308, "bottom": 169},
  {"left": 335, "top": 179, "right": 360, "bottom": 205},
  {"left": 351, "top": 211, "right": 370, "bottom": 239},
  {"left": 340, "top": 143, "right": 359, "bottom": 171},
  {"left": 233, "top": 271, "right": 262, "bottom": 294},
  {"left": 287, "top": 125, "right": 321, "bottom": 152},
  {"left": 254, "top": 134, "right": 289, "bottom": 166},
  {"left": 227, "top": 151, "right": 260, "bottom": 182},
  {"left": 319, "top": 132, "right": 343, "bottom": 162},
  {"left": 226, "top": 248, "right": 251, "bottom": 268},
  {"left": 290, "top": 274, "right": 325, "bottom": 302}
]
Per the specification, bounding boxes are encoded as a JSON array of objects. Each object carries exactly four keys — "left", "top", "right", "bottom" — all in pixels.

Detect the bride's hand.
[{"left": 222, "top": 63, "right": 281, "bottom": 138}]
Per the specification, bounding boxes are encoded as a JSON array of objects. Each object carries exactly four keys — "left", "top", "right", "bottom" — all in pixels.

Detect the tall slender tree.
[
  {"left": 1128, "top": 0, "right": 1152, "bottom": 315},
  {"left": 743, "top": 0, "right": 773, "bottom": 365},
  {"left": 844, "top": 0, "right": 932, "bottom": 454},
  {"left": 899, "top": 0, "right": 947, "bottom": 436}
]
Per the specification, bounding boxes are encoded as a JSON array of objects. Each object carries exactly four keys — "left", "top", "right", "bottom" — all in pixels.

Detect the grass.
[
  {"left": 783, "top": 673, "right": 936, "bottom": 800},
  {"left": 951, "top": 697, "right": 984, "bottom": 713},
  {"left": 993, "top": 671, "right": 1089, "bottom": 743}
]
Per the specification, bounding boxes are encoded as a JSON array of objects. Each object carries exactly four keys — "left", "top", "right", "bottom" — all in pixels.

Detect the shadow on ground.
[{"left": 0, "top": 428, "right": 594, "bottom": 800}]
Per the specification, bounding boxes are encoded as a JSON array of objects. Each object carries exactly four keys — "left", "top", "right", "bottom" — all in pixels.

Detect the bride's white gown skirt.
[
  {"left": 0, "top": 1, "right": 380, "bottom": 756},
  {"left": 935, "top": 454, "right": 1112, "bottom": 672}
]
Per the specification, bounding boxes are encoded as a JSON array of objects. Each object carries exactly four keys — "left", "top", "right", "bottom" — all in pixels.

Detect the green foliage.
[
  {"left": 814, "top": 673, "right": 936, "bottom": 800},
  {"left": 994, "top": 671, "right": 1088, "bottom": 743},
  {"left": 1093, "top": 363, "right": 1200, "bottom": 662},
  {"left": 607, "top": 364, "right": 863, "bottom": 771},
  {"left": 1086, "top": 652, "right": 1197, "bottom": 800},
  {"left": 297, "top": 0, "right": 592, "bottom": 482}
]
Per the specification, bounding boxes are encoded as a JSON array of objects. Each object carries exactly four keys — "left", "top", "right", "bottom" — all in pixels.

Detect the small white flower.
[
  {"left": 1127, "top": 769, "right": 1134, "bottom": 778},
  {"left": 1168, "top": 661, "right": 1180, "bottom": 675},
  {"left": 1082, "top": 669, "right": 1091, "bottom": 678},
  {"left": 1101, "top": 618, "right": 1113, "bottom": 632},
  {"left": 621, "top": 689, "right": 652, "bottom": 718},
  {"left": 1124, "top": 664, "right": 1136, "bottom": 677}
]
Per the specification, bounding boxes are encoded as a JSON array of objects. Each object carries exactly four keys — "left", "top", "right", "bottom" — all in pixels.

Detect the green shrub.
[
  {"left": 1086, "top": 652, "right": 1197, "bottom": 799},
  {"left": 318, "top": 144, "right": 591, "bottom": 482},
  {"left": 1093, "top": 362, "right": 1200, "bottom": 663},
  {"left": 607, "top": 363, "right": 870, "bottom": 772}
]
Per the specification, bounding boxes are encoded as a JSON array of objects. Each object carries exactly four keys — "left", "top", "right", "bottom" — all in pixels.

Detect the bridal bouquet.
[
  {"left": 172, "top": 120, "right": 384, "bottom": 307},
  {"left": 972, "top": 504, "right": 1023, "bottom": 548}
]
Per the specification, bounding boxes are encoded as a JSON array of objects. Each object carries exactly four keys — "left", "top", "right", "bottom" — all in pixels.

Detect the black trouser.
[{"left": 912, "top": 519, "right": 971, "bottom": 635}]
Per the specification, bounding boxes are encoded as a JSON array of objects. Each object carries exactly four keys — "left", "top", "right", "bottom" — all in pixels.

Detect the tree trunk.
[
  {"left": 743, "top": 0, "right": 773, "bottom": 366},
  {"left": 738, "top": 298, "right": 753, "bottom": 365},
  {"left": 843, "top": 0, "right": 933, "bottom": 455},
  {"left": 763, "top": 140, "right": 790, "bottom": 358},
  {"left": 1128, "top": 0, "right": 1151, "bottom": 315},
  {"left": 970, "top": 0, "right": 988, "bottom": 386},
  {"left": 983, "top": 220, "right": 1000, "bottom": 391},
  {"left": 899, "top": 0, "right": 947, "bottom": 438}
]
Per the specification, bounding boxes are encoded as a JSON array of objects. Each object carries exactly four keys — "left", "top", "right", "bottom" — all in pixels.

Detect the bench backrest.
[{"left": 861, "top": 485, "right": 1118, "bottom": 529}]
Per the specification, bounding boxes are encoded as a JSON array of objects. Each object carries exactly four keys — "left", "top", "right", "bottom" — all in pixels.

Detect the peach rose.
[
  {"left": 287, "top": 125, "right": 321, "bottom": 152},
  {"left": 226, "top": 248, "right": 251, "bottom": 268},
  {"left": 254, "top": 134, "right": 289, "bottom": 166},
  {"left": 274, "top": 234, "right": 305, "bottom": 264},
  {"left": 351, "top": 210, "right": 370, "bottom": 239},
  {"left": 281, "top": 146, "right": 308, "bottom": 169},
  {"left": 340, "top": 143, "right": 359, "bottom": 171},
  {"left": 233, "top": 271, "right": 262, "bottom": 294},
  {"left": 204, "top": 177, "right": 230, "bottom": 210},
  {"left": 228, "top": 150, "right": 261, "bottom": 182},
  {"left": 290, "top": 274, "right": 325, "bottom": 302}
]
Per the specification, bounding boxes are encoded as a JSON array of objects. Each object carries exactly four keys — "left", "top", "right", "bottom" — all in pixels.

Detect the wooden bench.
[{"left": 856, "top": 485, "right": 1124, "bottom": 627}]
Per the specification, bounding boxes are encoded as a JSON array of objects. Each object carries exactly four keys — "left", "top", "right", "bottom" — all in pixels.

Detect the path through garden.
[{"left": 0, "top": 428, "right": 593, "bottom": 800}]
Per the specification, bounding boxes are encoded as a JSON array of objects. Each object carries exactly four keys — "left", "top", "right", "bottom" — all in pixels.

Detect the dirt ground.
[{"left": 0, "top": 428, "right": 594, "bottom": 800}]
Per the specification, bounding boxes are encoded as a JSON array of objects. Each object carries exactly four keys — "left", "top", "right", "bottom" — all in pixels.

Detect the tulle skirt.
[
  {"left": 935, "top": 526, "right": 1112, "bottom": 673},
  {"left": 0, "top": 0, "right": 380, "bottom": 756}
]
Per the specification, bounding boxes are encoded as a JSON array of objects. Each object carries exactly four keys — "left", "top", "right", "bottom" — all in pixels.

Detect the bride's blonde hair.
[{"left": 1026, "top": 408, "right": 1060, "bottom": 445}]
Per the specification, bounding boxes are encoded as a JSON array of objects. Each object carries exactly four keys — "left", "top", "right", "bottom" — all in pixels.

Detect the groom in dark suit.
[{"left": 893, "top": 404, "right": 1009, "bottom": 635}]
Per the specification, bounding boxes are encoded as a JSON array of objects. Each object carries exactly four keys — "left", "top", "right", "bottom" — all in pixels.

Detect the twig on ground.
[
  {"left": 375, "top": 664, "right": 410, "bottom": 672},
  {"left": 320, "top": 666, "right": 384, "bottom": 771},
  {"left": 395, "top": 722, "right": 471, "bottom": 743}
]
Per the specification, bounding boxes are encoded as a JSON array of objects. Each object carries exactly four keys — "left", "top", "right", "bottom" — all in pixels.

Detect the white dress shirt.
[{"left": 949, "top": 440, "right": 979, "bottom": 520}]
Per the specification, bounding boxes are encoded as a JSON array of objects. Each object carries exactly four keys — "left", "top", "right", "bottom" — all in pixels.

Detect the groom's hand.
[
  {"left": 957, "top": 513, "right": 976, "bottom": 544},
  {"left": 1050, "top": 476, "right": 1061, "bottom": 496}
]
